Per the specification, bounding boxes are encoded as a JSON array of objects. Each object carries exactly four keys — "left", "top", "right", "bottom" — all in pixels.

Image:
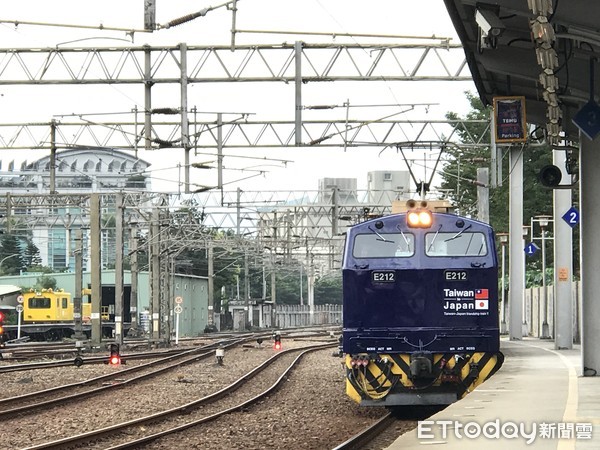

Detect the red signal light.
[
  {"left": 273, "top": 332, "right": 282, "bottom": 350},
  {"left": 107, "top": 343, "right": 121, "bottom": 366}
]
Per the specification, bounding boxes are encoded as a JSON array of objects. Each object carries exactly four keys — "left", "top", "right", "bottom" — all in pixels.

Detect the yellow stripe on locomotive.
[{"left": 344, "top": 352, "right": 504, "bottom": 406}]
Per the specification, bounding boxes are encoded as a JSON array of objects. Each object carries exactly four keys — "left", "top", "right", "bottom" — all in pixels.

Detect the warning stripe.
[{"left": 345, "top": 351, "right": 504, "bottom": 402}]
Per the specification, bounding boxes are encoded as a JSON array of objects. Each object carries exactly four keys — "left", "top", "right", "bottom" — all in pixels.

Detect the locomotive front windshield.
[
  {"left": 425, "top": 231, "right": 488, "bottom": 256},
  {"left": 353, "top": 232, "right": 415, "bottom": 258},
  {"left": 351, "top": 231, "right": 488, "bottom": 258},
  {"left": 28, "top": 297, "right": 52, "bottom": 308}
]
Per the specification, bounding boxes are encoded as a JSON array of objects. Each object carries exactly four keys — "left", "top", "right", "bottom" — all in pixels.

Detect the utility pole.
[
  {"left": 50, "top": 120, "right": 57, "bottom": 194},
  {"left": 332, "top": 187, "right": 339, "bottom": 236},
  {"left": 144, "top": 46, "right": 152, "bottom": 150},
  {"left": 129, "top": 225, "right": 139, "bottom": 335},
  {"left": 90, "top": 194, "right": 102, "bottom": 346},
  {"left": 72, "top": 228, "right": 86, "bottom": 340},
  {"left": 244, "top": 250, "right": 250, "bottom": 327},
  {"left": 477, "top": 167, "right": 489, "bottom": 223},
  {"left": 114, "top": 194, "right": 124, "bottom": 345},
  {"left": 207, "top": 241, "right": 215, "bottom": 329},
  {"left": 150, "top": 207, "right": 161, "bottom": 342},
  {"left": 271, "top": 211, "right": 278, "bottom": 327},
  {"left": 180, "top": 42, "right": 191, "bottom": 193}
]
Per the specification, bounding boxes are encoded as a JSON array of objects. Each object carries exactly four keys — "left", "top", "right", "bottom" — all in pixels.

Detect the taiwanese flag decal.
[{"left": 475, "top": 288, "right": 489, "bottom": 299}]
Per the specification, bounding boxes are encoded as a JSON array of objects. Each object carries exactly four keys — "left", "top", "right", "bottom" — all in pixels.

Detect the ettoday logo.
[{"left": 418, "top": 420, "right": 594, "bottom": 443}]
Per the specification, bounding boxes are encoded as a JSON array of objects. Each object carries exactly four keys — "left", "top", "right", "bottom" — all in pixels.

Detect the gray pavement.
[{"left": 384, "top": 338, "right": 599, "bottom": 449}]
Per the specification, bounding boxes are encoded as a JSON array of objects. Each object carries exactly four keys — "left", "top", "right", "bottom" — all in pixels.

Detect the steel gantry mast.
[
  {"left": 0, "top": 43, "right": 469, "bottom": 85},
  {"left": 0, "top": 34, "right": 480, "bottom": 342}
]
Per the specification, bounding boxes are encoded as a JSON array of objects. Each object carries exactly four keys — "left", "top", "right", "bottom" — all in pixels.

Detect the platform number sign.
[
  {"left": 562, "top": 207, "right": 580, "bottom": 228},
  {"left": 525, "top": 242, "right": 540, "bottom": 256}
]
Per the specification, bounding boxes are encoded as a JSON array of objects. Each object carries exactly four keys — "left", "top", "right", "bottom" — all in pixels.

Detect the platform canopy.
[
  {"left": 0, "top": 285, "right": 22, "bottom": 309},
  {"left": 444, "top": 0, "right": 596, "bottom": 140}
]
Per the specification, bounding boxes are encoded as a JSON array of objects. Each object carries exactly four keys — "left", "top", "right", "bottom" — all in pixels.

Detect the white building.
[
  {"left": 367, "top": 170, "right": 412, "bottom": 203},
  {"left": 0, "top": 149, "right": 151, "bottom": 269}
]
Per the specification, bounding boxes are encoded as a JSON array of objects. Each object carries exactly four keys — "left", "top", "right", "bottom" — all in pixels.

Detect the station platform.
[{"left": 385, "top": 338, "right": 599, "bottom": 449}]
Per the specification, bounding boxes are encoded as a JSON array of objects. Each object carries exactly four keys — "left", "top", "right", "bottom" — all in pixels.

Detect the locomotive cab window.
[
  {"left": 62, "top": 298, "right": 68, "bottom": 309},
  {"left": 353, "top": 232, "right": 415, "bottom": 258},
  {"left": 425, "top": 231, "right": 488, "bottom": 256},
  {"left": 28, "top": 297, "right": 51, "bottom": 309}
]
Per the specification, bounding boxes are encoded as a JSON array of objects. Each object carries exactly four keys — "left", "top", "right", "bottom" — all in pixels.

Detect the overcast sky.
[{"left": 0, "top": 0, "right": 477, "bottom": 194}]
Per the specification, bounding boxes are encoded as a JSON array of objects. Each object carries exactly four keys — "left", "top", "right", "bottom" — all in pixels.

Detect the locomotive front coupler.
[{"left": 409, "top": 352, "right": 435, "bottom": 379}]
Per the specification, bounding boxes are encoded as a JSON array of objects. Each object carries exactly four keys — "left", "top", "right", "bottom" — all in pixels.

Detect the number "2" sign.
[{"left": 562, "top": 207, "right": 580, "bottom": 228}]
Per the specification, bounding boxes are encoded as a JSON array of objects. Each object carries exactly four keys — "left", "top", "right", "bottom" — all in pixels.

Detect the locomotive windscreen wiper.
[
  {"left": 396, "top": 225, "right": 411, "bottom": 247},
  {"left": 444, "top": 224, "right": 472, "bottom": 242},
  {"left": 426, "top": 224, "right": 443, "bottom": 252},
  {"left": 368, "top": 225, "right": 394, "bottom": 243}
]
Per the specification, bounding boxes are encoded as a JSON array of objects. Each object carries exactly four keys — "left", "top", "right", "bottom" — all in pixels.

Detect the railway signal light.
[
  {"left": 0, "top": 310, "right": 5, "bottom": 342},
  {"left": 273, "top": 333, "right": 282, "bottom": 351},
  {"left": 107, "top": 343, "right": 121, "bottom": 366}
]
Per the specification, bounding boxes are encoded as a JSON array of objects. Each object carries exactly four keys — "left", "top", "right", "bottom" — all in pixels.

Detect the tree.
[
  {"left": 23, "top": 239, "right": 42, "bottom": 267},
  {"left": 35, "top": 275, "right": 58, "bottom": 290},
  {"left": 440, "top": 91, "right": 566, "bottom": 285},
  {"left": 441, "top": 92, "right": 554, "bottom": 233},
  {"left": 315, "top": 274, "right": 342, "bottom": 305},
  {"left": 0, "top": 234, "right": 24, "bottom": 275}
]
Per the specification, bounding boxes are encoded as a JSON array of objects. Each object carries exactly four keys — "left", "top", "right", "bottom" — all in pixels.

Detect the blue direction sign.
[
  {"left": 562, "top": 207, "right": 580, "bottom": 228},
  {"left": 525, "top": 242, "right": 540, "bottom": 256}
]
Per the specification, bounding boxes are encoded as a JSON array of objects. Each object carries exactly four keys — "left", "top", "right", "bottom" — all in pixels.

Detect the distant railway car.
[
  {"left": 342, "top": 202, "right": 504, "bottom": 407},
  {"left": 23, "top": 289, "right": 92, "bottom": 323}
]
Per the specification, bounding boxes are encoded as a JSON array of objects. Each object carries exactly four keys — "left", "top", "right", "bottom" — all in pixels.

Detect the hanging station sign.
[{"left": 493, "top": 96, "right": 528, "bottom": 143}]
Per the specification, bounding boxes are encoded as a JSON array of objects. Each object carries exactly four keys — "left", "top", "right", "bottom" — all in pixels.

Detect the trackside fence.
[
  {"left": 275, "top": 304, "right": 342, "bottom": 328},
  {"left": 518, "top": 281, "right": 581, "bottom": 343}
]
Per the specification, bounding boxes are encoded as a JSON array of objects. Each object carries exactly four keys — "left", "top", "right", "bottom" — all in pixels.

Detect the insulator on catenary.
[
  {"left": 162, "top": 9, "right": 209, "bottom": 28},
  {"left": 151, "top": 108, "right": 179, "bottom": 114}
]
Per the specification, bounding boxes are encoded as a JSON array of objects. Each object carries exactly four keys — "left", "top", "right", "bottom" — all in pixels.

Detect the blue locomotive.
[{"left": 342, "top": 201, "right": 504, "bottom": 406}]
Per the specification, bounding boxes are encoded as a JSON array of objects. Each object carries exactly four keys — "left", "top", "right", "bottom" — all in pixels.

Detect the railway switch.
[{"left": 216, "top": 346, "right": 225, "bottom": 365}]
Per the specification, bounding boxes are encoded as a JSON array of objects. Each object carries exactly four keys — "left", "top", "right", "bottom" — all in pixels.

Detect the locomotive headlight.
[
  {"left": 407, "top": 209, "right": 433, "bottom": 228},
  {"left": 407, "top": 211, "right": 420, "bottom": 227},
  {"left": 419, "top": 211, "right": 432, "bottom": 227}
]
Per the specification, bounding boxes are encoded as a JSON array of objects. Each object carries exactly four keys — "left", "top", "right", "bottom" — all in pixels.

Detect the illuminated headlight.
[
  {"left": 419, "top": 211, "right": 432, "bottom": 227},
  {"left": 407, "top": 211, "right": 420, "bottom": 227},
  {"left": 407, "top": 209, "right": 433, "bottom": 228}
]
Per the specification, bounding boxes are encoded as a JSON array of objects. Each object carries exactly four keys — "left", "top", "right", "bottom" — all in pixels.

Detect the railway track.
[
  {"left": 21, "top": 343, "right": 336, "bottom": 449},
  {"left": 331, "top": 412, "right": 405, "bottom": 450},
  {"left": 0, "top": 337, "right": 249, "bottom": 417}
]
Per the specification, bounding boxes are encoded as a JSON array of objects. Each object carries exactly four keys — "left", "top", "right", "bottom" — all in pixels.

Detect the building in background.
[
  {"left": 317, "top": 177, "right": 358, "bottom": 204},
  {"left": 367, "top": 170, "right": 412, "bottom": 203},
  {"left": 0, "top": 149, "right": 151, "bottom": 270},
  {"left": 0, "top": 271, "right": 209, "bottom": 337}
]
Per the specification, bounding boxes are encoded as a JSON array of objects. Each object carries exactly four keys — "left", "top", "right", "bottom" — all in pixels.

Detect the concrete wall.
[{"left": 518, "top": 281, "right": 581, "bottom": 343}]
